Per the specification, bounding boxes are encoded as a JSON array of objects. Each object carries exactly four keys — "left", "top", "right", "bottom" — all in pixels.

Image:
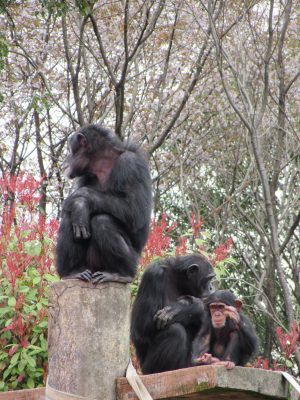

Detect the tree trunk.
[{"left": 47, "top": 280, "right": 131, "bottom": 400}]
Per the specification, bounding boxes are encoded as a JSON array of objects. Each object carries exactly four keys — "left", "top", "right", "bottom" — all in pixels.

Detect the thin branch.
[
  {"left": 89, "top": 14, "right": 117, "bottom": 86},
  {"left": 280, "top": 211, "right": 300, "bottom": 254}
]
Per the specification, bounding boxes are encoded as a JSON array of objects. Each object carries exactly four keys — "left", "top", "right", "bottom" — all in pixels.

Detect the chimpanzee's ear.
[
  {"left": 235, "top": 299, "right": 242, "bottom": 311},
  {"left": 77, "top": 133, "right": 88, "bottom": 148},
  {"left": 186, "top": 264, "right": 199, "bottom": 280}
]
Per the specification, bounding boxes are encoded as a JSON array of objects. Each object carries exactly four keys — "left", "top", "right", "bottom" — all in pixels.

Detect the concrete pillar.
[{"left": 47, "top": 280, "right": 131, "bottom": 400}]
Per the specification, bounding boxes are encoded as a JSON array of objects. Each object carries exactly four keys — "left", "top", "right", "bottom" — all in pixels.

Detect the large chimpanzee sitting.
[
  {"left": 193, "top": 290, "right": 259, "bottom": 369},
  {"left": 56, "top": 124, "right": 152, "bottom": 283},
  {"left": 131, "top": 254, "right": 215, "bottom": 374}
]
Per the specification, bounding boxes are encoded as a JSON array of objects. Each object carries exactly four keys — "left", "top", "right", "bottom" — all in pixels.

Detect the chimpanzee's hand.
[
  {"left": 178, "top": 295, "right": 202, "bottom": 305},
  {"left": 224, "top": 305, "right": 240, "bottom": 325},
  {"left": 212, "top": 360, "right": 236, "bottom": 369},
  {"left": 196, "top": 353, "right": 213, "bottom": 364},
  {"left": 154, "top": 306, "right": 179, "bottom": 330},
  {"left": 68, "top": 196, "right": 91, "bottom": 239},
  {"left": 154, "top": 297, "right": 204, "bottom": 330},
  {"left": 72, "top": 223, "right": 91, "bottom": 240}
]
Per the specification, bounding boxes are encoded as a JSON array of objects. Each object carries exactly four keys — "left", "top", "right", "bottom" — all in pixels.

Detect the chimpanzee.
[
  {"left": 131, "top": 254, "right": 216, "bottom": 374},
  {"left": 193, "top": 290, "right": 259, "bottom": 369},
  {"left": 56, "top": 124, "right": 152, "bottom": 283}
]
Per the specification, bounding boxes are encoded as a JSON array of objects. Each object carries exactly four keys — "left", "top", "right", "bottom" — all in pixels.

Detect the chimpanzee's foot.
[
  {"left": 62, "top": 269, "right": 93, "bottom": 282},
  {"left": 92, "top": 271, "right": 133, "bottom": 284}
]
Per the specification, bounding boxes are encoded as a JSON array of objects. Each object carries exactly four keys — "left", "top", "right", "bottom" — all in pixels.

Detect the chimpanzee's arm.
[
  {"left": 71, "top": 151, "right": 152, "bottom": 232},
  {"left": 223, "top": 330, "right": 241, "bottom": 365},
  {"left": 154, "top": 296, "right": 205, "bottom": 330},
  {"left": 238, "top": 314, "right": 260, "bottom": 365},
  {"left": 191, "top": 311, "right": 211, "bottom": 362},
  {"left": 131, "top": 262, "right": 166, "bottom": 364},
  {"left": 63, "top": 196, "right": 91, "bottom": 240},
  {"left": 63, "top": 150, "right": 151, "bottom": 244}
]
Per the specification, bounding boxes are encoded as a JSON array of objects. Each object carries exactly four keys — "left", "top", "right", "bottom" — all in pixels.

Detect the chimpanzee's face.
[
  {"left": 64, "top": 132, "right": 89, "bottom": 179},
  {"left": 209, "top": 302, "right": 227, "bottom": 328},
  {"left": 199, "top": 273, "right": 215, "bottom": 299},
  {"left": 185, "top": 256, "right": 215, "bottom": 299}
]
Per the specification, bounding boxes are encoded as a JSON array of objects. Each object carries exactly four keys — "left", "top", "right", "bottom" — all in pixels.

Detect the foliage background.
[{"left": 0, "top": 0, "right": 299, "bottom": 389}]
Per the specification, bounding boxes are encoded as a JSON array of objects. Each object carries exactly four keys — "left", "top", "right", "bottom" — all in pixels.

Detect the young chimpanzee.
[
  {"left": 131, "top": 254, "right": 216, "bottom": 374},
  {"left": 193, "top": 290, "right": 259, "bottom": 369},
  {"left": 56, "top": 124, "right": 152, "bottom": 284}
]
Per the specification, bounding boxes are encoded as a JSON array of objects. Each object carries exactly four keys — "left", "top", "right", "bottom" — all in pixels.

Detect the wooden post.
[{"left": 47, "top": 280, "right": 131, "bottom": 400}]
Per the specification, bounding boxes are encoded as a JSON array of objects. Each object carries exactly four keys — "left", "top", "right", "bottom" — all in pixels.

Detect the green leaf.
[
  {"left": 286, "top": 359, "right": 293, "bottom": 368},
  {"left": 40, "top": 298, "right": 48, "bottom": 306},
  {"left": 38, "top": 321, "right": 48, "bottom": 328},
  {"left": 10, "top": 352, "right": 20, "bottom": 366},
  {"left": 33, "top": 371, "right": 43, "bottom": 378},
  {"left": 11, "top": 380, "right": 18, "bottom": 389},
  {"left": 214, "top": 268, "right": 222, "bottom": 281},
  {"left": 25, "top": 240, "right": 42, "bottom": 256},
  {"left": 3, "top": 368, "right": 11, "bottom": 380},
  {"left": 40, "top": 337, "right": 48, "bottom": 351},
  {"left": 0, "top": 307, "right": 11, "bottom": 316},
  {"left": 200, "top": 231, "right": 211, "bottom": 239},
  {"left": 18, "top": 359, "right": 27, "bottom": 372},
  {"left": 28, "top": 348, "right": 43, "bottom": 356},
  {"left": 7, "top": 297, "right": 16, "bottom": 307},
  {"left": 33, "top": 276, "right": 41, "bottom": 285},
  {"left": 24, "top": 353, "right": 36, "bottom": 369},
  {"left": 195, "top": 238, "right": 205, "bottom": 246},
  {"left": 43, "top": 273, "right": 59, "bottom": 282},
  {"left": 27, "top": 267, "right": 39, "bottom": 278},
  {"left": 27, "top": 289, "right": 38, "bottom": 301},
  {"left": 19, "top": 285, "right": 30, "bottom": 293},
  {"left": 0, "top": 352, "right": 8, "bottom": 361},
  {"left": 27, "top": 377, "right": 35, "bottom": 389},
  {"left": 27, "top": 344, "right": 42, "bottom": 350}
]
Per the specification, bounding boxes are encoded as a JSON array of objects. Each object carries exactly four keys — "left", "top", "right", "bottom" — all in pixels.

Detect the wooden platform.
[
  {"left": 0, "top": 366, "right": 299, "bottom": 399},
  {"left": 116, "top": 365, "right": 300, "bottom": 400},
  {"left": 0, "top": 387, "right": 45, "bottom": 399}
]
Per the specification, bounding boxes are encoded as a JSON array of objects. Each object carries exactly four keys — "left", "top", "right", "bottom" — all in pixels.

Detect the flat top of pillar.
[{"left": 51, "top": 279, "right": 131, "bottom": 288}]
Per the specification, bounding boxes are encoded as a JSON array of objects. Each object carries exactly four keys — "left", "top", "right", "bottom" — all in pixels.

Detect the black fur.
[
  {"left": 193, "top": 290, "right": 259, "bottom": 366},
  {"left": 56, "top": 124, "right": 152, "bottom": 283},
  {"left": 131, "top": 254, "right": 215, "bottom": 373}
]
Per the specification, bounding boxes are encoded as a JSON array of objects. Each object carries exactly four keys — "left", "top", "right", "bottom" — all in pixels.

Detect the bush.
[{"left": 0, "top": 173, "right": 58, "bottom": 391}]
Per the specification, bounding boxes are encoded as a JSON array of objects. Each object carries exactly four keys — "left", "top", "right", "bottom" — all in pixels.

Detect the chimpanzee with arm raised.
[{"left": 193, "top": 290, "right": 259, "bottom": 369}]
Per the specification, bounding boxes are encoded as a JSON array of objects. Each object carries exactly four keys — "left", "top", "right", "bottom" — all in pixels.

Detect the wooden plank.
[
  {"left": 0, "top": 387, "right": 45, "bottom": 400},
  {"left": 117, "top": 365, "right": 216, "bottom": 400},
  {"left": 116, "top": 365, "right": 289, "bottom": 400}
]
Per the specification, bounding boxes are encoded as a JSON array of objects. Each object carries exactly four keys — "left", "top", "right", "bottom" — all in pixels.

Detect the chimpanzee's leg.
[
  {"left": 56, "top": 213, "right": 91, "bottom": 280},
  {"left": 141, "top": 323, "right": 192, "bottom": 374},
  {"left": 87, "top": 214, "right": 138, "bottom": 283}
]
